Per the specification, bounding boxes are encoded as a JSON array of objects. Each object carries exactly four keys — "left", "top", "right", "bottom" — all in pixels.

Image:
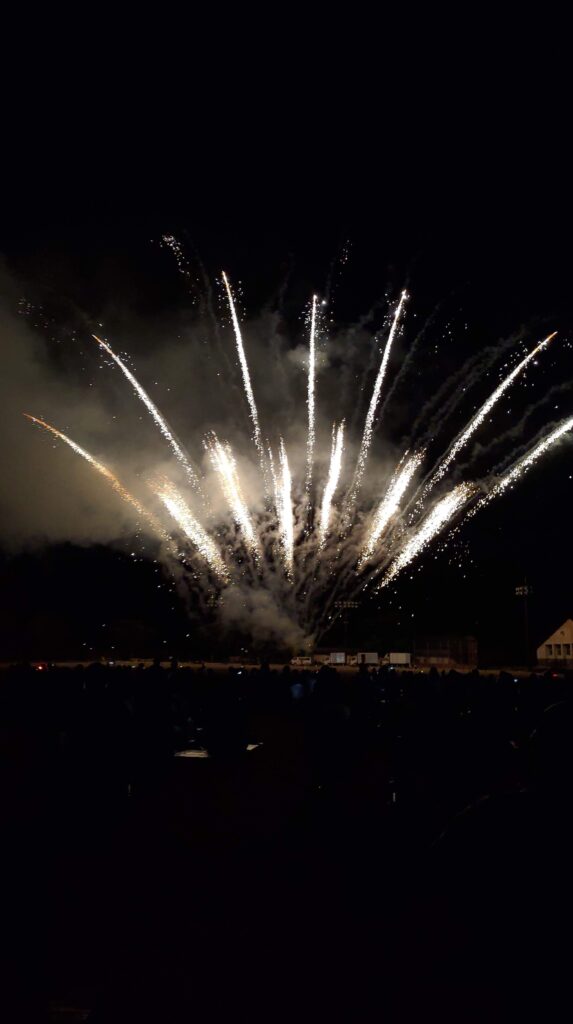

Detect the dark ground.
[{"left": 2, "top": 662, "right": 573, "bottom": 1022}]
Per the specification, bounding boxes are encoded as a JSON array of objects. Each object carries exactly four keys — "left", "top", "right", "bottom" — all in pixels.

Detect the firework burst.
[{"left": 25, "top": 266, "right": 572, "bottom": 650}]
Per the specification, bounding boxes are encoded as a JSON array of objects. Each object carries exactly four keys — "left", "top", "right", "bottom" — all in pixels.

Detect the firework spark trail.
[
  {"left": 151, "top": 478, "right": 229, "bottom": 580},
  {"left": 93, "top": 335, "right": 203, "bottom": 492},
  {"left": 221, "top": 272, "right": 268, "bottom": 486},
  {"left": 453, "top": 379, "right": 573, "bottom": 476},
  {"left": 425, "top": 332, "right": 557, "bottom": 490},
  {"left": 340, "top": 297, "right": 391, "bottom": 427},
  {"left": 161, "top": 235, "right": 246, "bottom": 421},
  {"left": 267, "top": 442, "right": 278, "bottom": 496},
  {"left": 306, "top": 294, "right": 318, "bottom": 490},
  {"left": 358, "top": 451, "right": 424, "bottom": 568},
  {"left": 348, "top": 291, "right": 408, "bottom": 506},
  {"left": 374, "top": 300, "right": 452, "bottom": 432},
  {"left": 23, "top": 414, "right": 170, "bottom": 542},
  {"left": 409, "top": 333, "right": 523, "bottom": 448},
  {"left": 474, "top": 414, "right": 573, "bottom": 512},
  {"left": 377, "top": 483, "right": 472, "bottom": 591},
  {"left": 318, "top": 422, "right": 345, "bottom": 549},
  {"left": 206, "top": 434, "right": 259, "bottom": 554},
  {"left": 275, "top": 439, "right": 294, "bottom": 578}
]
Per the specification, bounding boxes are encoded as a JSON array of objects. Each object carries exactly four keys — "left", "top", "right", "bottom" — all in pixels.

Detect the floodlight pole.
[
  {"left": 515, "top": 579, "right": 532, "bottom": 667},
  {"left": 334, "top": 600, "right": 360, "bottom": 655}
]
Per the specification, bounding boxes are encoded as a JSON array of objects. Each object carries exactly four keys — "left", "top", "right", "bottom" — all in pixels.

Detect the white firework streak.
[
  {"left": 206, "top": 434, "right": 259, "bottom": 554},
  {"left": 476, "top": 414, "right": 573, "bottom": 511},
  {"left": 275, "top": 438, "right": 294, "bottom": 578},
  {"left": 351, "top": 291, "right": 408, "bottom": 499},
  {"left": 318, "top": 421, "right": 345, "bottom": 549},
  {"left": 23, "top": 414, "right": 170, "bottom": 542},
  {"left": 358, "top": 450, "right": 423, "bottom": 569},
  {"left": 93, "top": 335, "right": 202, "bottom": 491},
  {"left": 221, "top": 272, "right": 267, "bottom": 483},
  {"left": 378, "top": 483, "right": 472, "bottom": 590},
  {"left": 428, "top": 332, "right": 557, "bottom": 488},
  {"left": 151, "top": 479, "right": 229, "bottom": 581},
  {"left": 306, "top": 294, "right": 318, "bottom": 489},
  {"left": 267, "top": 442, "right": 278, "bottom": 496}
]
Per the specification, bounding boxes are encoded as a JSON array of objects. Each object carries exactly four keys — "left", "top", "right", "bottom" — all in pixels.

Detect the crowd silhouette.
[{"left": 2, "top": 659, "right": 573, "bottom": 1021}]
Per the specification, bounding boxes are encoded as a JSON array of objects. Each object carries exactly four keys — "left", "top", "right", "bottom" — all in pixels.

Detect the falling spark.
[
  {"left": 23, "top": 414, "right": 169, "bottom": 542},
  {"left": 351, "top": 291, "right": 408, "bottom": 500},
  {"left": 378, "top": 483, "right": 472, "bottom": 590},
  {"left": 275, "top": 438, "right": 294, "bottom": 578},
  {"left": 206, "top": 434, "right": 258, "bottom": 553},
  {"left": 306, "top": 294, "right": 318, "bottom": 489},
  {"left": 428, "top": 332, "right": 557, "bottom": 488},
  {"left": 93, "top": 335, "right": 202, "bottom": 491},
  {"left": 221, "top": 272, "right": 267, "bottom": 483},
  {"left": 318, "top": 422, "right": 345, "bottom": 549},
  {"left": 151, "top": 479, "right": 229, "bottom": 580},
  {"left": 359, "top": 450, "right": 423, "bottom": 568}
]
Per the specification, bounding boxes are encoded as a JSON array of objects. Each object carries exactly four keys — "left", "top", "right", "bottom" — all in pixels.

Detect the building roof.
[{"left": 538, "top": 619, "right": 573, "bottom": 649}]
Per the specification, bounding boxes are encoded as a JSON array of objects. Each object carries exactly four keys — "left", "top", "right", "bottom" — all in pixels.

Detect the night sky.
[{"left": 1, "top": 75, "right": 572, "bottom": 664}]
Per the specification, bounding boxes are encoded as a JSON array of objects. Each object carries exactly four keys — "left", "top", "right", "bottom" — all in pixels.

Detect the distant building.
[
  {"left": 414, "top": 634, "right": 478, "bottom": 670},
  {"left": 536, "top": 619, "right": 573, "bottom": 669}
]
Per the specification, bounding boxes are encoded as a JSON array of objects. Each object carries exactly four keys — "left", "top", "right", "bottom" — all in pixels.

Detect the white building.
[{"left": 537, "top": 619, "right": 573, "bottom": 668}]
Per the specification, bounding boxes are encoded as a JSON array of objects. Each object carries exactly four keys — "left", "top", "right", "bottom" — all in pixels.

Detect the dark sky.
[{"left": 1, "top": 51, "right": 572, "bottom": 662}]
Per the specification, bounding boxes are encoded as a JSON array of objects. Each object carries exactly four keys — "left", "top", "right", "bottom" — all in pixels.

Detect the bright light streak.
[
  {"left": 306, "top": 294, "right": 318, "bottom": 489},
  {"left": 23, "top": 414, "right": 169, "bottom": 541},
  {"left": 479, "top": 414, "right": 573, "bottom": 509},
  {"left": 267, "top": 442, "right": 278, "bottom": 495},
  {"left": 318, "top": 422, "right": 345, "bottom": 549},
  {"left": 221, "top": 272, "right": 267, "bottom": 484},
  {"left": 275, "top": 438, "right": 294, "bottom": 578},
  {"left": 151, "top": 479, "right": 229, "bottom": 580},
  {"left": 351, "top": 291, "right": 408, "bottom": 499},
  {"left": 93, "top": 335, "right": 202, "bottom": 490},
  {"left": 206, "top": 434, "right": 258, "bottom": 554},
  {"left": 378, "top": 483, "right": 472, "bottom": 589},
  {"left": 359, "top": 450, "right": 423, "bottom": 568},
  {"left": 428, "top": 332, "right": 557, "bottom": 487}
]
